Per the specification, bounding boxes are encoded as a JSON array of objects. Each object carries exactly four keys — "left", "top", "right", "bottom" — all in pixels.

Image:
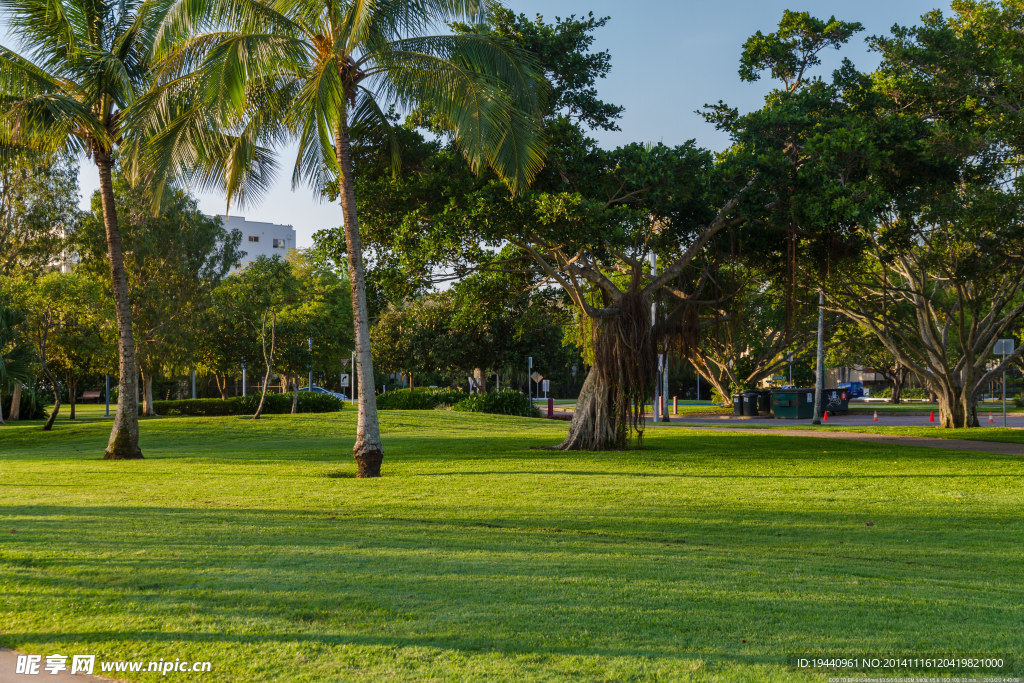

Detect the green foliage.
[
  {"left": 376, "top": 388, "right": 470, "bottom": 411},
  {"left": 738, "top": 10, "right": 863, "bottom": 89},
  {"left": 873, "top": 387, "right": 928, "bottom": 400},
  {"left": 375, "top": 390, "right": 441, "bottom": 411},
  {"left": 152, "top": 393, "right": 343, "bottom": 417},
  {"left": 1, "top": 386, "right": 46, "bottom": 420},
  {"left": 452, "top": 390, "right": 541, "bottom": 417},
  {"left": 0, "top": 153, "right": 81, "bottom": 277}
]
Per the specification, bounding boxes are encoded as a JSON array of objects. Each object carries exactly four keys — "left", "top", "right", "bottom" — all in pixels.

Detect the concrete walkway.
[{"left": 648, "top": 423, "right": 1024, "bottom": 456}]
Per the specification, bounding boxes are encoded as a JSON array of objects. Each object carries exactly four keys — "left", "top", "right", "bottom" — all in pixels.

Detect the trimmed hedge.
[
  {"left": 376, "top": 387, "right": 538, "bottom": 417},
  {"left": 150, "top": 392, "right": 343, "bottom": 417},
  {"left": 452, "top": 390, "right": 540, "bottom": 417},
  {"left": 376, "top": 388, "right": 469, "bottom": 410}
]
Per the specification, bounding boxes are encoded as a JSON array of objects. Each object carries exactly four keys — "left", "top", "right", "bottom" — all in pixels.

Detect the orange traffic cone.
[
  {"left": 873, "top": 411, "right": 878, "bottom": 422},
  {"left": 930, "top": 411, "right": 935, "bottom": 423},
  {"left": 823, "top": 411, "right": 829, "bottom": 422},
  {"left": 989, "top": 413, "right": 995, "bottom": 424}
]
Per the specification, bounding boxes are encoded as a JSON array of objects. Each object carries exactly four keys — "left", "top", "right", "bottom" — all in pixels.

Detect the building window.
[
  {"left": 273, "top": 238, "right": 286, "bottom": 248},
  {"left": 248, "top": 235, "right": 259, "bottom": 242}
]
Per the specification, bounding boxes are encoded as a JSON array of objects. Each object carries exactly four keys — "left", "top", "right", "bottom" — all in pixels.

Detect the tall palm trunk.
[
  {"left": 335, "top": 117, "right": 384, "bottom": 478},
  {"left": 96, "top": 153, "right": 143, "bottom": 458}
]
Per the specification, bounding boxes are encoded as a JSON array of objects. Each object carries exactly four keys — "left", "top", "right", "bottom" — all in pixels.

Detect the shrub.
[
  {"left": 872, "top": 387, "right": 893, "bottom": 398},
  {"left": 375, "top": 390, "right": 442, "bottom": 410},
  {"left": 2, "top": 387, "right": 47, "bottom": 420},
  {"left": 152, "top": 398, "right": 240, "bottom": 416},
  {"left": 452, "top": 390, "right": 540, "bottom": 417},
  {"left": 150, "top": 392, "right": 343, "bottom": 417},
  {"left": 1014, "top": 394, "right": 1023, "bottom": 409}
]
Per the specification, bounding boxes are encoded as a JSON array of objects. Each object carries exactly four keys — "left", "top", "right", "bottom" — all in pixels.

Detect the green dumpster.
[{"left": 771, "top": 388, "right": 816, "bottom": 419}]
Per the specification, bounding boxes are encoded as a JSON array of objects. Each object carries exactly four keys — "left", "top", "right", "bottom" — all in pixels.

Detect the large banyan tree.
[{"left": 348, "top": 10, "right": 874, "bottom": 450}]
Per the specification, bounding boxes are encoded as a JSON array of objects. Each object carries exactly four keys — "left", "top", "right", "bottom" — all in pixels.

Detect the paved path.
[
  {"left": 646, "top": 424, "right": 1024, "bottom": 456},
  {"left": 0, "top": 651, "right": 111, "bottom": 682}
]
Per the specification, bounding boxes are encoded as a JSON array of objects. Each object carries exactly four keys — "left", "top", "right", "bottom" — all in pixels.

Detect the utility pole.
[
  {"left": 242, "top": 360, "right": 247, "bottom": 397},
  {"left": 812, "top": 291, "right": 825, "bottom": 425},
  {"left": 650, "top": 253, "right": 659, "bottom": 420},
  {"left": 307, "top": 338, "right": 313, "bottom": 390},
  {"left": 105, "top": 375, "right": 110, "bottom": 417},
  {"left": 191, "top": 370, "right": 196, "bottom": 399}
]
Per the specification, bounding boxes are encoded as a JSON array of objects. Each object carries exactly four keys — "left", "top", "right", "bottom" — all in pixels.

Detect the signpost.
[
  {"left": 995, "top": 339, "right": 1014, "bottom": 427},
  {"left": 542, "top": 379, "right": 550, "bottom": 399},
  {"left": 340, "top": 373, "right": 350, "bottom": 388},
  {"left": 527, "top": 357, "right": 533, "bottom": 402}
]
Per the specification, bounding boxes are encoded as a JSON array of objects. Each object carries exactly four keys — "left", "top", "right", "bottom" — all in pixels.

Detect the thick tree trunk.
[
  {"left": 559, "top": 294, "right": 656, "bottom": 451},
  {"left": 473, "top": 368, "right": 486, "bottom": 393},
  {"left": 559, "top": 364, "right": 624, "bottom": 450},
  {"left": 68, "top": 374, "right": 77, "bottom": 420},
  {"left": 96, "top": 153, "right": 142, "bottom": 459},
  {"left": 335, "top": 116, "right": 383, "bottom": 478},
  {"left": 140, "top": 368, "right": 155, "bottom": 416},
  {"left": 890, "top": 369, "right": 905, "bottom": 405},
  {"left": 935, "top": 384, "right": 979, "bottom": 428},
  {"left": 41, "top": 366, "right": 60, "bottom": 431},
  {"left": 291, "top": 376, "right": 298, "bottom": 414},
  {"left": 9, "top": 383, "right": 20, "bottom": 421}
]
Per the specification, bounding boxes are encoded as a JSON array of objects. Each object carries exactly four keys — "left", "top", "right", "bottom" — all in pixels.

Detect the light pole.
[
  {"left": 650, "top": 253, "right": 658, "bottom": 420},
  {"left": 191, "top": 369, "right": 196, "bottom": 399},
  {"left": 812, "top": 291, "right": 825, "bottom": 425},
  {"left": 242, "top": 360, "right": 247, "bottom": 397},
  {"left": 105, "top": 374, "right": 110, "bottom": 417},
  {"left": 350, "top": 351, "right": 356, "bottom": 405},
  {"left": 307, "top": 337, "right": 313, "bottom": 390}
]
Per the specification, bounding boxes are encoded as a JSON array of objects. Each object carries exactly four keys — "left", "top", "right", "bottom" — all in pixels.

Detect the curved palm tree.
[
  {"left": 155, "top": 0, "right": 547, "bottom": 476},
  {"left": 0, "top": 0, "right": 188, "bottom": 457}
]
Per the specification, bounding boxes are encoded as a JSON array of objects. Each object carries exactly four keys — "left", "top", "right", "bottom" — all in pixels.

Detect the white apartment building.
[{"left": 218, "top": 215, "right": 297, "bottom": 270}]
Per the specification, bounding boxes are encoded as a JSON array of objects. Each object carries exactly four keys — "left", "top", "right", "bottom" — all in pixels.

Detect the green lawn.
[{"left": 1, "top": 411, "right": 1022, "bottom": 681}]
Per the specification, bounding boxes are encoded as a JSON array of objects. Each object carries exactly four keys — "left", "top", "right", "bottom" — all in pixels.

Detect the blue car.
[{"left": 837, "top": 381, "right": 865, "bottom": 398}]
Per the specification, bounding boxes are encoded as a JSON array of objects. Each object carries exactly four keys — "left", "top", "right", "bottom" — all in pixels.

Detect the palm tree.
[
  {"left": 0, "top": 0, "right": 187, "bottom": 457},
  {"left": 157, "top": 0, "right": 547, "bottom": 476}
]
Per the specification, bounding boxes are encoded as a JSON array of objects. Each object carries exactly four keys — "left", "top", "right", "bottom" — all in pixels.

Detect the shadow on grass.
[{"left": 1, "top": 503, "right": 1022, "bottom": 674}]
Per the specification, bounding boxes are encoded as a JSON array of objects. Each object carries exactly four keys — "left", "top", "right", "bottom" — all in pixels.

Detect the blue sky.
[{"left": 6, "top": 0, "right": 942, "bottom": 246}]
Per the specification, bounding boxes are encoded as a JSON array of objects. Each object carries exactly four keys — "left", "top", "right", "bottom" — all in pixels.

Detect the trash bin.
[
  {"left": 740, "top": 390, "right": 760, "bottom": 417},
  {"left": 732, "top": 394, "right": 743, "bottom": 416},
  {"left": 756, "top": 390, "right": 772, "bottom": 415},
  {"left": 817, "top": 388, "right": 850, "bottom": 415},
  {"left": 771, "top": 388, "right": 816, "bottom": 419}
]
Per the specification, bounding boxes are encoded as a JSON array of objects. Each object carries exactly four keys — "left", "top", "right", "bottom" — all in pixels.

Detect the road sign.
[
  {"left": 994, "top": 339, "right": 1015, "bottom": 355},
  {"left": 531, "top": 371, "right": 543, "bottom": 383},
  {"left": 342, "top": 359, "right": 350, "bottom": 368},
  {"left": 340, "top": 374, "right": 350, "bottom": 387},
  {"left": 542, "top": 379, "right": 550, "bottom": 392}
]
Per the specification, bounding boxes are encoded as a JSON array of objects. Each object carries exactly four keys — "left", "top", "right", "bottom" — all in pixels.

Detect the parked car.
[
  {"left": 298, "top": 386, "right": 350, "bottom": 401},
  {"left": 837, "top": 381, "right": 865, "bottom": 398}
]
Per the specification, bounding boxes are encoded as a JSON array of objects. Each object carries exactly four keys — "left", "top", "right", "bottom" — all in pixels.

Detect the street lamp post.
[
  {"left": 307, "top": 338, "right": 313, "bottom": 390},
  {"left": 242, "top": 360, "right": 247, "bottom": 397}
]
